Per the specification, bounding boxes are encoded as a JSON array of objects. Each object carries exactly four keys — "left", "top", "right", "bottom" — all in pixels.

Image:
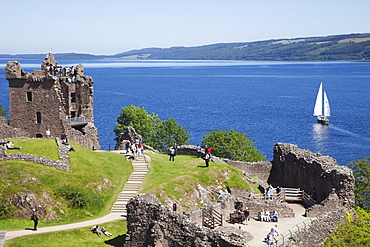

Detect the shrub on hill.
[{"left": 201, "top": 129, "right": 266, "bottom": 162}]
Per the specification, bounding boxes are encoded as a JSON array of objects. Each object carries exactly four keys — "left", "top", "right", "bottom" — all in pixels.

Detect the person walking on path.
[
  {"left": 270, "top": 224, "right": 279, "bottom": 242},
  {"left": 31, "top": 209, "right": 39, "bottom": 231}
]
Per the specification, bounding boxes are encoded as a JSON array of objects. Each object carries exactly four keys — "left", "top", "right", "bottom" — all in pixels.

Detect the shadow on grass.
[
  {"left": 105, "top": 234, "right": 126, "bottom": 246},
  {"left": 197, "top": 165, "right": 209, "bottom": 168}
]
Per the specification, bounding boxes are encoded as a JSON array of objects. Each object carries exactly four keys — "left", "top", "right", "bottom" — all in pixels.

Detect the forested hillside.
[
  {"left": 1, "top": 33, "right": 369, "bottom": 61},
  {"left": 113, "top": 33, "right": 370, "bottom": 61}
]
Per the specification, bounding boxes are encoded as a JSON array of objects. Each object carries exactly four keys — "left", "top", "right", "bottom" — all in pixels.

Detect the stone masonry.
[
  {"left": 5, "top": 53, "right": 100, "bottom": 150},
  {"left": 268, "top": 143, "right": 355, "bottom": 210},
  {"left": 125, "top": 194, "right": 251, "bottom": 247}
]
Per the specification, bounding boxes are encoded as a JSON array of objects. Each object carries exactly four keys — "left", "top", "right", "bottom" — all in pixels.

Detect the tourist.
[
  {"left": 61, "top": 133, "right": 68, "bottom": 143},
  {"left": 196, "top": 144, "right": 202, "bottom": 158},
  {"left": 264, "top": 209, "right": 271, "bottom": 222},
  {"left": 131, "top": 143, "right": 137, "bottom": 159},
  {"left": 137, "top": 143, "right": 143, "bottom": 156},
  {"left": 135, "top": 138, "right": 140, "bottom": 148},
  {"left": 6, "top": 141, "right": 21, "bottom": 150},
  {"left": 30, "top": 209, "right": 39, "bottom": 231},
  {"left": 264, "top": 231, "right": 273, "bottom": 246},
  {"left": 101, "top": 227, "right": 113, "bottom": 237},
  {"left": 270, "top": 224, "right": 279, "bottom": 242},
  {"left": 45, "top": 129, "right": 52, "bottom": 138},
  {"left": 92, "top": 225, "right": 103, "bottom": 237},
  {"left": 203, "top": 151, "right": 211, "bottom": 167},
  {"left": 125, "top": 140, "right": 131, "bottom": 154},
  {"left": 243, "top": 207, "right": 250, "bottom": 225},
  {"left": 169, "top": 147, "right": 176, "bottom": 161},
  {"left": 276, "top": 186, "right": 281, "bottom": 194},
  {"left": 271, "top": 210, "right": 279, "bottom": 222}
]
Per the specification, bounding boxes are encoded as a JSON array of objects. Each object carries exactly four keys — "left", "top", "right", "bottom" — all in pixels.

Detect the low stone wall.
[
  {"left": 125, "top": 194, "right": 252, "bottom": 247},
  {"left": 0, "top": 152, "right": 70, "bottom": 172},
  {"left": 0, "top": 138, "right": 70, "bottom": 172}
]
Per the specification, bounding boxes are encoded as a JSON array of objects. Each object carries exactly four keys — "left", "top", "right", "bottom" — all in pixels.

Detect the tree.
[
  {"left": 114, "top": 105, "right": 190, "bottom": 152},
  {"left": 348, "top": 157, "right": 370, "bottom": 212},
  {"left": 0, "top": 104, "right": 7, "bottom": 118},
  {"left": 153, "top": 118, "right": 190, "bottom": 152},
  {"left": 114, "top": 105, "right": 160, "bottom": 145},
  {"left": 201, "top": 129, "right": 266, "bottom": 162}
]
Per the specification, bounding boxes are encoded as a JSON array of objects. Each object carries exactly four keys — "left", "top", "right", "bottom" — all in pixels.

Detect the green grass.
[
  {"left": 6, "top": 138, "right": 59, "bottom": 160},
  {"left": 2, "top": 146, "right": 259, "bottom": 246},
  {"left": 0, "top": 139, "right": 133, "bottom": 230},
  {"left": 140, "top": 153, "right": 258, "bottom": 208},
  {"left": 4, "top": 219, "right": 127, "bottom": 247}
]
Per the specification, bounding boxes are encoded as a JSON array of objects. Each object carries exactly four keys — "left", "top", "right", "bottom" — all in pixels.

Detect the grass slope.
[
  {"left": 0, "top": 139, "right": 132, "bottom": 230},
  {"left": 140, "top": 153, "right": 259, "bottom": 209},
  {"left": 3, "top": 148, "right": 258, "bottom": 246}
]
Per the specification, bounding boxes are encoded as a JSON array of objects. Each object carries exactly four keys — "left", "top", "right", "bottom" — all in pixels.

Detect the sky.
[{"left": 1, "top": 0, "right": 369, "bottom": 55}]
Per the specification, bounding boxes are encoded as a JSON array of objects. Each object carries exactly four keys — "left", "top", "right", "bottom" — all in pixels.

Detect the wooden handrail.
[{"left": 202, "top": 208, "right": 222, "bottom": 229}]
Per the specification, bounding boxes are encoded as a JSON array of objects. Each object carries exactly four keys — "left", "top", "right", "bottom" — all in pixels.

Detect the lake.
[{"left": 0, "top": 59, "right": 369, "bottom": 165}]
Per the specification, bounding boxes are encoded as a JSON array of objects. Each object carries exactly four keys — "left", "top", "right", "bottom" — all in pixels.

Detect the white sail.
[
  {"left": 313, "top": 82, "right": 323, "bottom": 116},
  {"left": 323, "top": 91, "right": 330, "bottom": 117}
]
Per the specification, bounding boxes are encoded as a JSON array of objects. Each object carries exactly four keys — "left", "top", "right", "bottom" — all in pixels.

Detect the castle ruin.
[{"left": 5, "top": 53, "right": 100, "bottom": 150}]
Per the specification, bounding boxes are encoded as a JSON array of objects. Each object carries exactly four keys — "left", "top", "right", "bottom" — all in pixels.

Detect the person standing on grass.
[
  {"left": 169, "top": 147, "right": 176, "bottom": 161},
  {"left": 204, "top": 152, "right": 211, "bottom": 167},
  {"left": 31, "top": 209, "right": 39, "bottom": 230}
]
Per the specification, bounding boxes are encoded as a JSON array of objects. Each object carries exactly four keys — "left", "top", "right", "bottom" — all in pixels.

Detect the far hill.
[
  {"left": 1, "top": 33, "right": 370, "bottom": 61},
  {"left": 113, "top": 33, "right": 370, "bottom": 61}
]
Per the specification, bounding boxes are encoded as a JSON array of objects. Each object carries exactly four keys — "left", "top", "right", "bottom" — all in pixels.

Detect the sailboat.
[{"left": 313, "top": 82, "right": 330, "bottom": 125}]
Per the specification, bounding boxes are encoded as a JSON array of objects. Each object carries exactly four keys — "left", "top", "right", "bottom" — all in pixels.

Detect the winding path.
[{"left": 1, "top": 151, "right": 148, "bottom": 245}]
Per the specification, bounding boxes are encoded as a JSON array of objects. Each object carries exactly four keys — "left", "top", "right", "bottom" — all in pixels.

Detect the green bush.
[
  {"left": 57, "top": 186, "right": 91, "bottom": 209},
  {"left": 0, "top": 200, "right": 10, "bottom": 219}
]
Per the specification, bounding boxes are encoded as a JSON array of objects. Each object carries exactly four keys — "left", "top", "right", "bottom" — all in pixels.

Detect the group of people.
[
  {"left": 91, "top": 225, "right": 113, "bottom": 237},
  {"left": 237, "top": 207, "right": 250, "bottom": 225},
  {"left": 168, "top": 144, "right": 212, "bottom": 166},
  {"left": 45, "top": 64, "right": 76, "bottom": 79},
  {"left": 259, "top": 209, "right": 279, "bottom": 222},
  {"left": 125, "top": 139, "right": 144, "bottom": 159}
]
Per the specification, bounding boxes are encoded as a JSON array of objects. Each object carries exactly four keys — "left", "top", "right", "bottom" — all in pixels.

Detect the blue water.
[{"left": 1, "top": 59, "right": 369, "bottom": 165}]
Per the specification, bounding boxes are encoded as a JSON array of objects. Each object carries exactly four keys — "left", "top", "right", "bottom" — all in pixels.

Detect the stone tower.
[{"left": 5, "top": 53, "right": 100, "bottom": 150}]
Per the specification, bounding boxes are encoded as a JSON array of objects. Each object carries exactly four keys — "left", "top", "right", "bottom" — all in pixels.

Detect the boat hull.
[{"left": 317, "top": 116, "right": 329, "bottom": 125}]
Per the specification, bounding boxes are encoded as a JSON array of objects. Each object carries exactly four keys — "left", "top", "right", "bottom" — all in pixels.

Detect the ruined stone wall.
[
  {"left": 5, "top": 54, "right": 100, "bottom": 150},
  {"left": 125, "top": 194, "right": 252, "bottom": 247},
  {"left": 0, "top": 116, "right": 30, "bottom": 139},
  {"left": 281, "top": 208, "right": 350, "bottom": 247},
  {"left": 222, "top": 160, "right": 272, "bottom": 182},
  {"left": 268, "top": 143, "right": 355, "bottom": 208}
]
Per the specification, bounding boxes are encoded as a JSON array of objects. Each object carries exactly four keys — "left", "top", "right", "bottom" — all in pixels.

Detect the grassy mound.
[
  {"left": 0, "top": 139, "right": 132, "bottom": 230},
  {"left": 140, "top": 153, "right": 259, "bottom": 209}
]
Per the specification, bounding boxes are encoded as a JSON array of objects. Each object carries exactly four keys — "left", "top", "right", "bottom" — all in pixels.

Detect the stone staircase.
[{"left": 110, "top": 155, "right": 149, "bottom": 215}]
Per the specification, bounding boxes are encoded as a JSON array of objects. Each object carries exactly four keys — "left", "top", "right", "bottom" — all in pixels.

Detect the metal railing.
[
  {"left": 274, "top": 217, "right": 317, "bottom": 247},
  {"left": 68, "top": 117, "right": 89, "bottom": 126}
]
